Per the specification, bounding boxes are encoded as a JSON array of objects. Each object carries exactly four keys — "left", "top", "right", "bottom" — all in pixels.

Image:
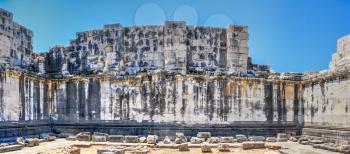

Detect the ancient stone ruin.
[{"left": 0, "top": 8, "right": 350, "bottom": 153}]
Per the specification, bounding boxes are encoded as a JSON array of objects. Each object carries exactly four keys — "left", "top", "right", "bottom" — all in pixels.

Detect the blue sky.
[{"left": 1, "top": 0, "right": 350, "bottom": 72}]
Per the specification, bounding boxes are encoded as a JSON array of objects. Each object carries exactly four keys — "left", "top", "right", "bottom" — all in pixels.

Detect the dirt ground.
[{"left": 3, "top": 139, "right": 343, "bottom": 154}]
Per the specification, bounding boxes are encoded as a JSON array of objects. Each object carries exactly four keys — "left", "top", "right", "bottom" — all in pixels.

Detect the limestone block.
[
  {"left": 163, "top": 136, "right": 171, "bottom": 144},
  {"left": 77, "top": 132, "right": 91, "bottom": 141},
  {"left": 288, "top": 136, "right": 298, "bottom": 142},
  {"left": 217, "top": 143, "right": 230, "bottom": 152},
  {"left": 248, "top": 136, "right": 265, "bottom": 142},
  {"left": 60, "top": 146, "right": 80, "bottom": 154},
  {"left": 207, "top": 137, "right": 220, "bottom": 143},
  {"left": 125, "top": 136, "right": 139, "bottom": 143},
  {"left": 220, "top": 137, "right": 236, "bottom": 143},
  {"left": 92, "top": 135, "right": 107, "bottom": 142},
  {"left": 242, "top": 142, "right": 265, "bottom": 150},
  {"left": 25, "top": 138, "right": 39, "bottom": 147},
  {"left": 146, "top": 135, "right": 158, "bottom": 144},
  {"left": 139, "top": 137, "right": 147, "bottom": 143},
  {"left": 108, "top": 135, "right": 124, "bottom": 142},
  {"left": 197, "top": 132, "right": 211, "bottom": 139},
  {"left": 190, "top": 137, "right": 205, "bottom": 144},
  {"left": 266, "top": 137, "right": 277, "bottom": 142},
  {"left": 175, "top": 133, "right": 187, "bottom": 144},
  {"left": 201, "top": 142, "right": 211, "bottom": 153},
  {"left": 236, "top": 134, "right": 247, "bottom": 142},
  {"left": 276, "top": 133, "right": 288, "bottom": 142},
  {"left": 178, "top": 143, "right": 189, "bottom": 151}
]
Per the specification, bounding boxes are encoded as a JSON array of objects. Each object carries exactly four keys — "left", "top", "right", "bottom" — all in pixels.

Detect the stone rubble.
[{"left": 200, "top": 142, "right": 212, "bottom": 152}]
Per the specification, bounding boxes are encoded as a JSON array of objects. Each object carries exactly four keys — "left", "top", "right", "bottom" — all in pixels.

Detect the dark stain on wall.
[
  {"left": 33, "top": 80, "right": 40, "bottom": 120},
  {"left": 206, "top": 81, "right": 215, "bottom": 120},
  {"left": 264, "top": 81, "right": 273, "bottom": 122},
  {"left": 293, "top": 84, "right": 299, "bottom": 123},
  {"left": 78, "top": 81, "right": 86, "bottom": 120},
  {"left": 66, "top": 81, "right": 77, "bottom": 119},
  {"left": 19, "top": 74, "right": 25, "bottom": 121},
  {"left": 87, "top": 78, "right": 101, "bottom": 120},
  {"left": 0, "top": 74, "right": 4, "bottom": 120},
  {"left": 43, "top": 83, "right": 49, "bottom": 118}
]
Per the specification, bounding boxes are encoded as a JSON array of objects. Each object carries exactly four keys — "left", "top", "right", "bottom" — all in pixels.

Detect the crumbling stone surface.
[
  {"left": 59, "top": 146, "right": 80, "bottom": 154},
  {"left": 139, "top": 137, "right": 147, "bottom": 143}
]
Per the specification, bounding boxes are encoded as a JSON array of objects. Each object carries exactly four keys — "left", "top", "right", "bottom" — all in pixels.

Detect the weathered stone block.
[
  {"left": 163, "top": 136, "right": 171, "bottom": 144},
  {"left": 190, "top": 137, "right": 205, "bottom": 144},
  {"left": 236, "top": 134, "right": 247, "bottom": 142},
  {"left": 175, "top": 133, "right": 187, "bottom": 144},
  {"left": 108, "top": 135, "right": 124, "bottom": 142},
  {"left": 139, "top": 137, "right": 147, "bottom": 143},
  {"left": 197, "top": 132, "right": 211, "bottom": 139},
  {"left": 47, "top": 136, "right": 56, "bottom": 141},
  {"left": 217, "top": 143, "right": 230, "bottom": 152},
  {"left": 201, "top": 142, "right": 211, "bottom": 153},
  {"left": 146, "top": 135, "right": 158, "bottom": 144},
  {"left": 266, "top": 137, "right": 277, "bottom": 142},
  {"left": 92, "top": 135, "right": 107, "bottom": 142},
  {"left": 220, "top": 137, "right": 236, "bottom": 143},
  {"left": 25, "top": 138, "right": 39, "bottom": 147},
  {"left": 242, "top": 142, "right": 265, "bottom": 150},
  {"left": 178, "top": 143, "right": 189, "bottom": 151},
  {"left": 207, "top": 137, "right": 220, "bottom": 143},
  {"left": 248, "top": 136, "right": 265, "bottom": 142},
  {"left": 125, "top": 135, "right": 138, "bottom": 143},
  {"left": 77, "top": 132, "right": 91, "bottom": 141}
]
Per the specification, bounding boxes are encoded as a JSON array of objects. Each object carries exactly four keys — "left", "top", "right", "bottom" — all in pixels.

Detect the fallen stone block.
[
  {"left": 288, "top": 136, "right": 298, "bottom": 142},
  {"left": 217, "top": 143, "right": 230, "bottom": 152},
  {"left": 201, "top": 142, "right": 211, "bottom": 153},
  {"left": 277, "top": 133, "right": 287, "bottom": 139},
  {"left": 163, "top": 136, "right": 171, "bottom": 144},
  {"left": 266, "top": 137, "right": 277, "bottom": 142},
  {"left": 207, "top": 137, "right": 220, "bottom": 143},
  {"left": 190, "top": 137, "right": 205, "bottom": 144},
  {"left": 125, "top": 135, "right": 139, "bottom": 143},
  {"left": 77, "top": 132, "right": 91, "bottom": 141},
  {"left": 197, "top": 132, "right": 211, "bottom": 139},
  {"left": 337, "top": 145, "right": 350, "bottom": 153},
  {"left": 178, "top": 143, "right": 189, "bottom": 151},
  {"left": 220, "top": 137, "right": 236, "bottom": 143},
  {"left": 147, "top": 135, "right": 158, "bottom": 144},
  {"left": 25, "top": 138, "right": 39, "bottom": 147},
  {"left": 0, "top": 144, "right": 24, "bottom": 153},
  {"left": 175, "top": 133, "right": 187, "bottom": 144},
  {"left": 236, "top": 134, "right": 247, "bottom": 142},
  {"left": 108, "top": 135, "right": 124, "bottom": 142},
  {"left": 139, "top": 137, "right": 147, "bottom": 143},
  {"left": 309, "top": 139, "right": 324, "bottom": 144},
  {"left": 92, "top": 132, "right": 108, "bottom": 142},
  {"left": 242, "top": 142, "right": 265, "bottom": 150},
  {"left": 248, "top": 136, "right": 265, "bottom": 142}
]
